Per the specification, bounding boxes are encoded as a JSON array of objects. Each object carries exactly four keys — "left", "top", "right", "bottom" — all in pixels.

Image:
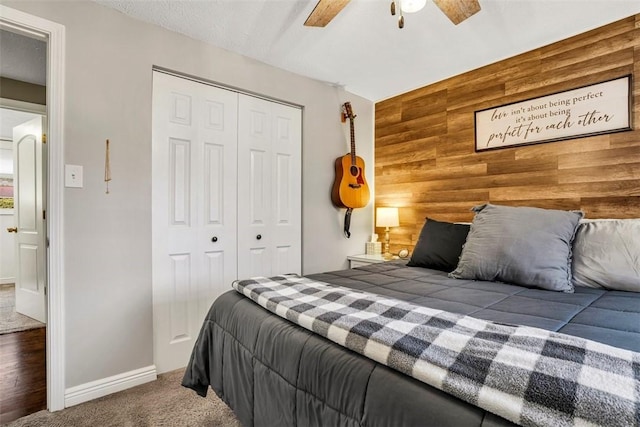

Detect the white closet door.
[
  {"left": 152, "top": 72, "right": 238, "bottom": 373},
  {"left": 237, "top": 95, "right": 301, "bottom": 279}
]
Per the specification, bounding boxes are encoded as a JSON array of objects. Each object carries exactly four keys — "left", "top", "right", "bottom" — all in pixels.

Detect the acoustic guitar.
[{"left": 331, "top": 102, "right": 370, "bottom": 209}]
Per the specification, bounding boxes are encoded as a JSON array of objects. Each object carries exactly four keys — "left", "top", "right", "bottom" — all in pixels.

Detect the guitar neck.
[{"left": 349, "top": 117, "right": 356, "bottom": 165}]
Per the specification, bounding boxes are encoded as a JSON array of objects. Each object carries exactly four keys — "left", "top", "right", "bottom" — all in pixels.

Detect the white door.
[
  {"left": 152, "top": 72, "right": 238, "bottom": 373},
  {"left": 13, "top": 116, "right": 46, "bottom": 323},
  {"left": 237, "top": 95, "right": 301, "bottom": 279}
]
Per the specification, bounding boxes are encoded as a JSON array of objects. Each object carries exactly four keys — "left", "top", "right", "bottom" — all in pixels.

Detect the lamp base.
[{"left": 383, "top": 227, "right": 391, "bottom": 260}]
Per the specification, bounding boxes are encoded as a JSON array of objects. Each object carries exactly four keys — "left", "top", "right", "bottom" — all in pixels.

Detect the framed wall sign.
[{"left": 474, "top": 75, "right": 632, "bottom": 152}]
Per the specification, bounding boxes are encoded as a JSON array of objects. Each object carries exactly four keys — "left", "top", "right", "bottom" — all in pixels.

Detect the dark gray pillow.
[
  {"left": 450, "top": 204, "right": 583, "bottom": 292},
  {"left": 572, "top": 219, "right": 640, "bottom": 292},
  {"left": 407, "top": 218, "right": 470, "bottom": 272}
]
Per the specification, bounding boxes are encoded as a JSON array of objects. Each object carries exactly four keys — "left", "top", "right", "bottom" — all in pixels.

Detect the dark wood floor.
[{"left": 0, "top": 327, "right": 47, "bottom": 424}]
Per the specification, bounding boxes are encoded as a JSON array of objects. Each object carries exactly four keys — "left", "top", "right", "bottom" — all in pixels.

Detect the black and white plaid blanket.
[{"left": 233, "top": 274, "right": 640, "bottom": 427}]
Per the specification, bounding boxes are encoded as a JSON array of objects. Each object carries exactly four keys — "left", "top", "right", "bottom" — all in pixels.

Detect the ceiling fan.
[{"left": 304, "top": 0, "right": 481, "bottom": 28}]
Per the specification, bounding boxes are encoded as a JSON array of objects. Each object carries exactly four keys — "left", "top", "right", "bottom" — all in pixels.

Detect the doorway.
[
  {"left": 0, "top": 110, "right": 47, "bottom": 424},
  {"left": 0, "top": 4, "right": 66, "bottom": 416},
  {"left": 0, "top": 28, "right": 48, "bottom": 423},
  {"left": 0, "top": 107, "right": 47, "bottom": 332}
]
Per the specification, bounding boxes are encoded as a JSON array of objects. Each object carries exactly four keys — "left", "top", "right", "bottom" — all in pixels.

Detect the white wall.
[
  {"left": 2, "top": 0, "right": 374, "bottom": 389},
  {"left": 0, "top": 141, "right": 12, "bottom": 171},
  {"left": 0, "top": 140, "right": 15, "bottom": 284},
  {"left": 0, "top": 208, "right": 15, "bottom": 284},
  {"left": 0, "top": 211, "right": 15, "bottom": 284}
]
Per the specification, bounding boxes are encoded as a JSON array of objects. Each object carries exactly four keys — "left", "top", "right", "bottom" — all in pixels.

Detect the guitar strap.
[{"left": 344, "top": 208, "right": 353, "bottom": 238}]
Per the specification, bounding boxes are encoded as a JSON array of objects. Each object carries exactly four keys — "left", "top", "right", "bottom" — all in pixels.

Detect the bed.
[{"left": 182, "top": 205, "right": 640, "bottom": 426}]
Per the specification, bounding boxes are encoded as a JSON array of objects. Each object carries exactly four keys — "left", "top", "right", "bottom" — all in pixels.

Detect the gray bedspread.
[{"left": 182, "top": 261, "right": 640, "bottom": 426}]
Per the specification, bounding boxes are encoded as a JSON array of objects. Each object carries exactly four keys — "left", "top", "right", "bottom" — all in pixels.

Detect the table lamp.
[{"left": 376, "top": 207, "right": 399, "bottom": 260}]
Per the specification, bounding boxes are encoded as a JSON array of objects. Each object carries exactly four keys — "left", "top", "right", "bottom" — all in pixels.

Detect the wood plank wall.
[{"left": 374, "top": 14, "right": 640, "bottom": 255}]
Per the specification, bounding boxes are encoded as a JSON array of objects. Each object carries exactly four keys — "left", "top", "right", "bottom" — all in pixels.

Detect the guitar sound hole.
[{"left": 350, "top": 165, "right": 359, "bottom": 177}]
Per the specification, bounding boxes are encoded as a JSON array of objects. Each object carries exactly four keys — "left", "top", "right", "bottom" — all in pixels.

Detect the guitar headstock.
[{"left": 342, "top": 102, "right": 356, "bottom": 122}]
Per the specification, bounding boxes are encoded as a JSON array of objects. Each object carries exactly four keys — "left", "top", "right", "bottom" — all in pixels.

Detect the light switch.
[{"left": 65, "top": 164, "right": 83, "bottom": 188}]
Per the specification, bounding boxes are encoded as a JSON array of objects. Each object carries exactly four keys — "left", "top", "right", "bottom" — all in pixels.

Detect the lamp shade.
[{"left": 376, "top": 207, "right": 399, "bottom": 228}]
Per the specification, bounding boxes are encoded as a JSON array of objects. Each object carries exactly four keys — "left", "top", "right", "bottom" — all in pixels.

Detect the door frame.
[{"left": 0, "top": 5, "right": 66, "bottom": 411}]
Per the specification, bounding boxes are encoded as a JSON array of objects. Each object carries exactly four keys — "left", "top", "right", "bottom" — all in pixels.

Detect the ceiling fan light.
[{"left": 400, "top": 0, "right": 426, "bottom": 13}]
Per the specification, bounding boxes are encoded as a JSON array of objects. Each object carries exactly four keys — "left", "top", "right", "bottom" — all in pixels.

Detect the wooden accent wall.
[{"left": 375, "top": 15, "right": 640, "bottom": 254}]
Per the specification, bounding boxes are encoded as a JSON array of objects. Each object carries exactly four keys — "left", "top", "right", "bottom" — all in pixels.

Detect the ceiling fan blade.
[
  {"left": 304, "top": 0, "right": 351, "bottom": 27},
  {"left": 432, "top": 0, "right": 481, "bottom": 25}
]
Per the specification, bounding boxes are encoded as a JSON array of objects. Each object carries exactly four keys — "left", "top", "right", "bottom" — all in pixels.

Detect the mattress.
[{"left": 182, "top": 261, "right": 640, "bottom": 426}]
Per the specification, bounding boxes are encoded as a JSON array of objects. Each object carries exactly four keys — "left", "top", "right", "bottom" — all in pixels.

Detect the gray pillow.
[
  {"left": 450, "top": 204, "right": 583, "bottom": 292},
  {"left": 572, "top": 219, "right": 640, "bottom": 292}
]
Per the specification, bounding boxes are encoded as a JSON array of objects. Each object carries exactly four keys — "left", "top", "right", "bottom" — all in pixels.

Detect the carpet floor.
[
  {"left": 0, "top": 284, "right": 45, "bottom": 335},
  {"left": 1, "top": 369, "right": 241, "bottom": 427}
]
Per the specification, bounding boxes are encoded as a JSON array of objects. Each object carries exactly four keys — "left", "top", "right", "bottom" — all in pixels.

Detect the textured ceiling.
[
  {"left": 0, "top": 29, "right": 46, "bottom": 86},
  {"left": 64, "top": 1, "right": 640, "bottom": 100},
  {"left": 93, "top": 0, "right": 640, "bottom": 101}
]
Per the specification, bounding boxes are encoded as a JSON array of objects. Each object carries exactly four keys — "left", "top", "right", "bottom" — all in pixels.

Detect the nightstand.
[{"left": 347, "top": 254, "right": 395, "bottom": 268}]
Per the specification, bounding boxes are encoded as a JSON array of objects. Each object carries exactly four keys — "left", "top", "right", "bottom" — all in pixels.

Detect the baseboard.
[
  {"left": 65, "top": 365, "right": 157, "bottom": 407},
  {"left": 0, "top": 277, "right": 15, "bottom": 285}
]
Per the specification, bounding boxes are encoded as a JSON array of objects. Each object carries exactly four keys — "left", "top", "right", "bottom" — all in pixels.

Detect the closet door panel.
[
  {"left": 272, "top": 102, "right": 302, "bottom": 276},
  {"left": 152, "top": 72, "right": 238, "bottom": 373},
  {"left": 238, "top": 95, "right": 301, "bottom": 279},
  {"left": 238, "top": 96, "right": 272, "bottom": 278}
]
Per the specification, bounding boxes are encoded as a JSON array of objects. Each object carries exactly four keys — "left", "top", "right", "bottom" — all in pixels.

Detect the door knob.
[
  {"left": 256, "top": 234, "right": 262, "bottom": 240},
  {"left": 211, "top": 236, "right": 218, "bottom": 243},
  {"left": 7, "top": 227, "right": 17, "bottom": 233}
]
